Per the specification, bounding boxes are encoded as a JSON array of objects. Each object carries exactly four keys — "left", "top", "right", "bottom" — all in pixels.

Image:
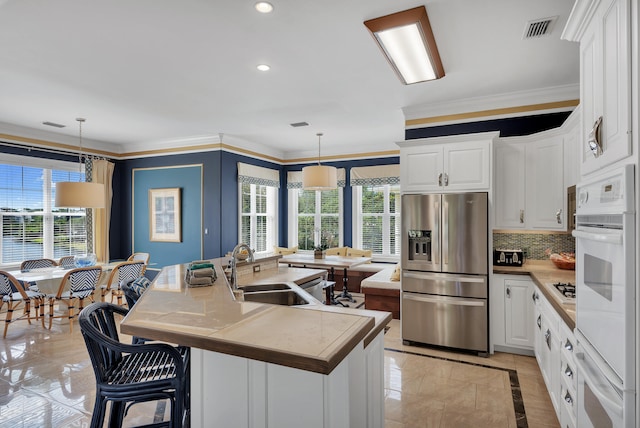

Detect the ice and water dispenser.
[{"left": 407, "top": 230, "right": 431, "bottom": 262}]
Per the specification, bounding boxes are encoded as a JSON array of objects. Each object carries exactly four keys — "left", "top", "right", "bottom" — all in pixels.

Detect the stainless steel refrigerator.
[{"left": 401, "top": 192, "right": 489, "bottom": 354}]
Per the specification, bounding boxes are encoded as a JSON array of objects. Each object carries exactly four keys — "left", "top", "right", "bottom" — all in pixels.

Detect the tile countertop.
[
  {"left": 494, "top": 260, "right": 576, "bottom": 330},
  {"left": 120, "top": 258, "right": 392, "bottom": 375}
]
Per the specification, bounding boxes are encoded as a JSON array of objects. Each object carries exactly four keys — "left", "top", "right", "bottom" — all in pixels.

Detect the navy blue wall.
[{"left": 405, "top": 111, "right": 572, "bottom": 140}]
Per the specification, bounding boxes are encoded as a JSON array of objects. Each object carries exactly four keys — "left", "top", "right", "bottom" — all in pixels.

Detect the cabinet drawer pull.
[
  {"left": 506, "top": 287, "right": 511, "bottom": 298},
  {"left": 564, "top": 391, "right": 573, "bottom": 405},
  {"left": 520, "top": 209, "right": 524, "bottom": 224},
  {"left": 564, "top": 366, "right": 573, "bottom": 379},
  {"left": 443, "top": 173, "right": 449, "bottom": 186},
  {"left": 564, "top": 339, "right": 573, "bottom": 352},
  {"left": 537, "top": 315, "right": 541, "bottom": 329},
  {"left": 556, "top": 208, "right": 563, "bottom": 224},
  {"left": 438, "top": 173, "right": 443, "bottom": 187}
]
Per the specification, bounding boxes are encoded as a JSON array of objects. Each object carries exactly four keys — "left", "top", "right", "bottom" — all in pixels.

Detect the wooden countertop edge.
[{"left": 529, "top": 274, "right": 576, "bottom": 331}]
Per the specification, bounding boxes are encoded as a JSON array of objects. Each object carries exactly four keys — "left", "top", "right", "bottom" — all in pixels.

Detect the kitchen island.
[{"left": 121, "top": 256, "right": 392, "bottom": 428}]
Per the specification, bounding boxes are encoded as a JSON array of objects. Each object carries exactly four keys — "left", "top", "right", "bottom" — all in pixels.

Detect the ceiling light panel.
[
  {"left": 364, "top": 6, "right": 444, "bottom": 85},
  {"left": 257, "top": 64, "right": 270, "bottom": 71}
]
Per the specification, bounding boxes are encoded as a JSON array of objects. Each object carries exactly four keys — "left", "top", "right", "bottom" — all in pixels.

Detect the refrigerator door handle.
[
  {"left": 443, "top": 200, "right": 449, "bottom": 267},
  {"left": 403, "top": 292, "right": 485, "bottom": 307},
  {"left": 402, "top": 271, "right": 486, "bottom": 283},
  {"left": 434, "top": 199, "right": 440, "bottom": 268}
]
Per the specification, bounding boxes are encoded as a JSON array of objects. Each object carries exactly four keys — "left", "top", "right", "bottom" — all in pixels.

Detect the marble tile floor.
[{"left": 0, "top": 313, "right": 559, "bottom": 427}]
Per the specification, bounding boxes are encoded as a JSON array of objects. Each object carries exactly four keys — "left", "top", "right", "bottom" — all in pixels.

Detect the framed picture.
[{"left": 149, "top": 188, "right": 181, "bottom": 242}]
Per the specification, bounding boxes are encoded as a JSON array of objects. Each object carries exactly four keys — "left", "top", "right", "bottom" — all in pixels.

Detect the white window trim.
[
  {"left": 0, "top": 154, "right": 86, "bottom": 268},
  {"left": 237, "top": 182, "right": 278, "bottom": 256},
  {"left": 352, "top": 184, "right": 400, "bottom": 262},
  {"left": 288, "top": 188, "right": 343, "bottom": 251}
]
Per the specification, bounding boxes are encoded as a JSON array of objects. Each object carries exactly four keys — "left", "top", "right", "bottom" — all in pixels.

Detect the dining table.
[
  {"left": 7, "top": 262, "right": 121, "bottom": 295},
  {"left": 278, "top": 254, "right": 372, "bottom": 307}
]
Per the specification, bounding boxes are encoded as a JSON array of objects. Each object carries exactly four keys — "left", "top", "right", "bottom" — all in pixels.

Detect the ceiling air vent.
[
  {"left": 42, "top": 121, "right": 66, "bottom": 128},
  {"left": 522, "top": 16, "right": 557, "bottom": 39},
  {"left": 290, "top": 121, "right": 309, "bottom": 128}
]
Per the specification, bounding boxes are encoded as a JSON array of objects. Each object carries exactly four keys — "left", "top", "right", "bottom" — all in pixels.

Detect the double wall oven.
[
  {"left": 401, "top": 193, "right": 489, "bottom": 355},
  {"left": 572, "top": 164, "right": 635, "bottom": 427}
]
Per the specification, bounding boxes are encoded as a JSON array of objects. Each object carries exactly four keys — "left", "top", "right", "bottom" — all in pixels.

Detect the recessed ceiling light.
[
  {"left": 42, "top": 121, "right": 66, "bottom": 128},
  {"left": 257, "top": 64, "right": 271, "bottom": 71},
  {"left": 255, "top": 2, "right": 273, "bottom": 13}
]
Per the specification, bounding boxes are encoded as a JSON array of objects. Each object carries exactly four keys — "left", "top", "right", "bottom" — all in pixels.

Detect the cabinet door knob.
[
  {"left": 545, "top": 329, "right": 552, "bottom": 349},
  {"left": 520, "top": 209, "right": 524, "bottom": 223},
  {"left": 506, "top": 287, "right": 511, "bottom": 298}
]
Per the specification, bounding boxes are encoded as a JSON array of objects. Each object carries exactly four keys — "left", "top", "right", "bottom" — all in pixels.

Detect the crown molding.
[
  {"left": 403, "top": 84, "right": 580, "bottom": 128},
  {"left": 561, "top": 0, "right": 600, "bottom": 41}
]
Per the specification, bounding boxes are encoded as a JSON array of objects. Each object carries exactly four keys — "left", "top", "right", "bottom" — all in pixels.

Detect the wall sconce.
[{"left": 364, "top": 6, "right": 445, "bottom": 85}]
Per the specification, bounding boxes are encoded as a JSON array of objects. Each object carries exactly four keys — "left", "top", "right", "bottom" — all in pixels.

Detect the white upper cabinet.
[
  {"left": 398, "top": 132, "right": 496, "bottom": 193},
  {"left": 494, "top": 131, "right": 566, "bottom": 230},
  {"left": 563, "top": 0, "right": 631, "bottom": 176}
]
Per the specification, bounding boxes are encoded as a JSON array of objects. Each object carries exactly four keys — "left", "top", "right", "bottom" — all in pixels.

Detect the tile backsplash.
[{"left": 493, "top": 232, "right": 575, "bottom": 260}]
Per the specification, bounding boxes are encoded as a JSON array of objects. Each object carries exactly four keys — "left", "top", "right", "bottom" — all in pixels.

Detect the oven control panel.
[{"left": 576, "top": 164, "right": 634, "bottom": 214}]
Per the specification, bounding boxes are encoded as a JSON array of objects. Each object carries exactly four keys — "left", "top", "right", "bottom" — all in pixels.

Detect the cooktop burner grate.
[{"left": 552, "top": 282, "right": 576, "bottom": 300}]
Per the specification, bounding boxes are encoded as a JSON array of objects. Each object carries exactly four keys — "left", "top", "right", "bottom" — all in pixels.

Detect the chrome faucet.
[{"left": 230, "top": 243, "right": 254, "bottom": 289}]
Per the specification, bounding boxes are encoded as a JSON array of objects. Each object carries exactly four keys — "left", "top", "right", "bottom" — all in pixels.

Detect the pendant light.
[
  {"left": 54, "top": 118, "right": 105, "bottom": 208},
  {"left": 302, "top": 133, "right": 337, "bottom": 190}
]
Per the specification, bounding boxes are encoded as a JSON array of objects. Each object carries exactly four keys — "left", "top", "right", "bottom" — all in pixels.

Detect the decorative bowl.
[
  {"left": 550, "top": 253, "right": 575, "bottom": 270},
  {"left": 74, "top": 253, "right": 97, "bottom": 268},
  {"left": 235, "top": 251, "right": 249, "bottom": 261}
]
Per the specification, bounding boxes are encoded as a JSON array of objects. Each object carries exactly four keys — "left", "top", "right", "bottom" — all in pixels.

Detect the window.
[
  {"left": 0, "top": 154, "right": 87, "bottom": 265},
  {"left": 239, "top": 183, "right": 277, "bottom": 254},
  {"left": 290, "top": 188, "right": 343, "bottom": 250},
  {"left": 350, "top": 164, "right": 400, "bottom": 260},
  {"left": 237, "top": 162, "right": 279, "bottom": 255},
  {"left": 353, "top": 184, "right": 400, "bottom": 258}
]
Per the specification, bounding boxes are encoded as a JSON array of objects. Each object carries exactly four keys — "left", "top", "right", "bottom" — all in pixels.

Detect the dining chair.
[
  {"left": 79, "top": 302, "right": 189, "bottom": 428},
  {"left": 46, "top": 266, "right": 102, "bottom": 333},
  {"left": 19, "top": 258, "right": 59, "bottom": 293},
  {"left": 101, "top": 261, "right": 146, "bottom": 305},
  {"left": 58, "top": 255, "right": 76, "bottom": 269},
  {"left": 20, "top": 258, "right": 58, "bottom": 271},
  {"left": 127, "top": 252, "right": 150, "bottom": 264},
  {"left": 0, "top": 270, "right": 45, "bottom": 338}
]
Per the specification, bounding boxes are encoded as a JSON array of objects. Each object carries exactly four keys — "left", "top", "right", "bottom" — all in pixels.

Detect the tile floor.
[{"left": 0, "top": 313, "right": 559, "bottom": 427}]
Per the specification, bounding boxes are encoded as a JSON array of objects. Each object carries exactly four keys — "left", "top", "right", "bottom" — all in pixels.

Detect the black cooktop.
[{"left": 553, "top": 282, "right": 576, "bottom": 299}]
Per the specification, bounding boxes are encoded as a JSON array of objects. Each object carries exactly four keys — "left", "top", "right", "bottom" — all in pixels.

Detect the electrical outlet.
[{"left": 253, "top": 265, "right": 261, "bottom": 273}]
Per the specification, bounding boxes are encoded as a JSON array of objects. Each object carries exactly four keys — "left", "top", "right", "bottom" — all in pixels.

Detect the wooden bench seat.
[{"left": 361, "top": 267, "right": 400, "bottom": 319}]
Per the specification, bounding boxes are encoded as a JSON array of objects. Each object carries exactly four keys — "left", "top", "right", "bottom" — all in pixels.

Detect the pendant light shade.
[
  {"left": 54, "top": 118, "right": 105, "bottom": 208},
  {"left": 55, "top": 181, "right": 105, "bottom": 208},
  {"left": 302, "top": 133, "right": 337, "bottom": 190}
]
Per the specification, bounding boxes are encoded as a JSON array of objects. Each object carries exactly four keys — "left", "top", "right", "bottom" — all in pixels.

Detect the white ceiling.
[{"left": 0, "top": 0, "right": 579, "bottom": 161}]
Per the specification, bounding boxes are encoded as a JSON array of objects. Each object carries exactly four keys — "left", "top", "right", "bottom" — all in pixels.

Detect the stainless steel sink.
[
  {"left": 242, "top": 290, "right": 310, "bottom": 306},
  {"left": 239, "top": 283, "right": 291, "bottom": 293}
]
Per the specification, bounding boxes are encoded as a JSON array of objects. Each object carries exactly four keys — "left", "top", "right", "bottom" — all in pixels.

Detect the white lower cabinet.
[
  {"left": 190, "top": 331, "right": 384, "bottom": 428},
  {"left": 532, "top": 284, "right": 576, "bottom": 426},
  {"left": 491, "top": 274, "right": 534, "bottom": 353}
]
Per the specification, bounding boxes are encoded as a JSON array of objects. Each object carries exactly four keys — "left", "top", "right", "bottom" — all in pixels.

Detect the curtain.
[
  {"left": 286, "top": 168, "right": 346, "bottom": 189},
  {"left": 237, "top": 162, "right": 280, "bottom": 187},
  {"left": 92, "top": 159, "right": 114, "bottom": 262},
  {"left": 350, "top": 164, "right": 400, "bottom": 186}
]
